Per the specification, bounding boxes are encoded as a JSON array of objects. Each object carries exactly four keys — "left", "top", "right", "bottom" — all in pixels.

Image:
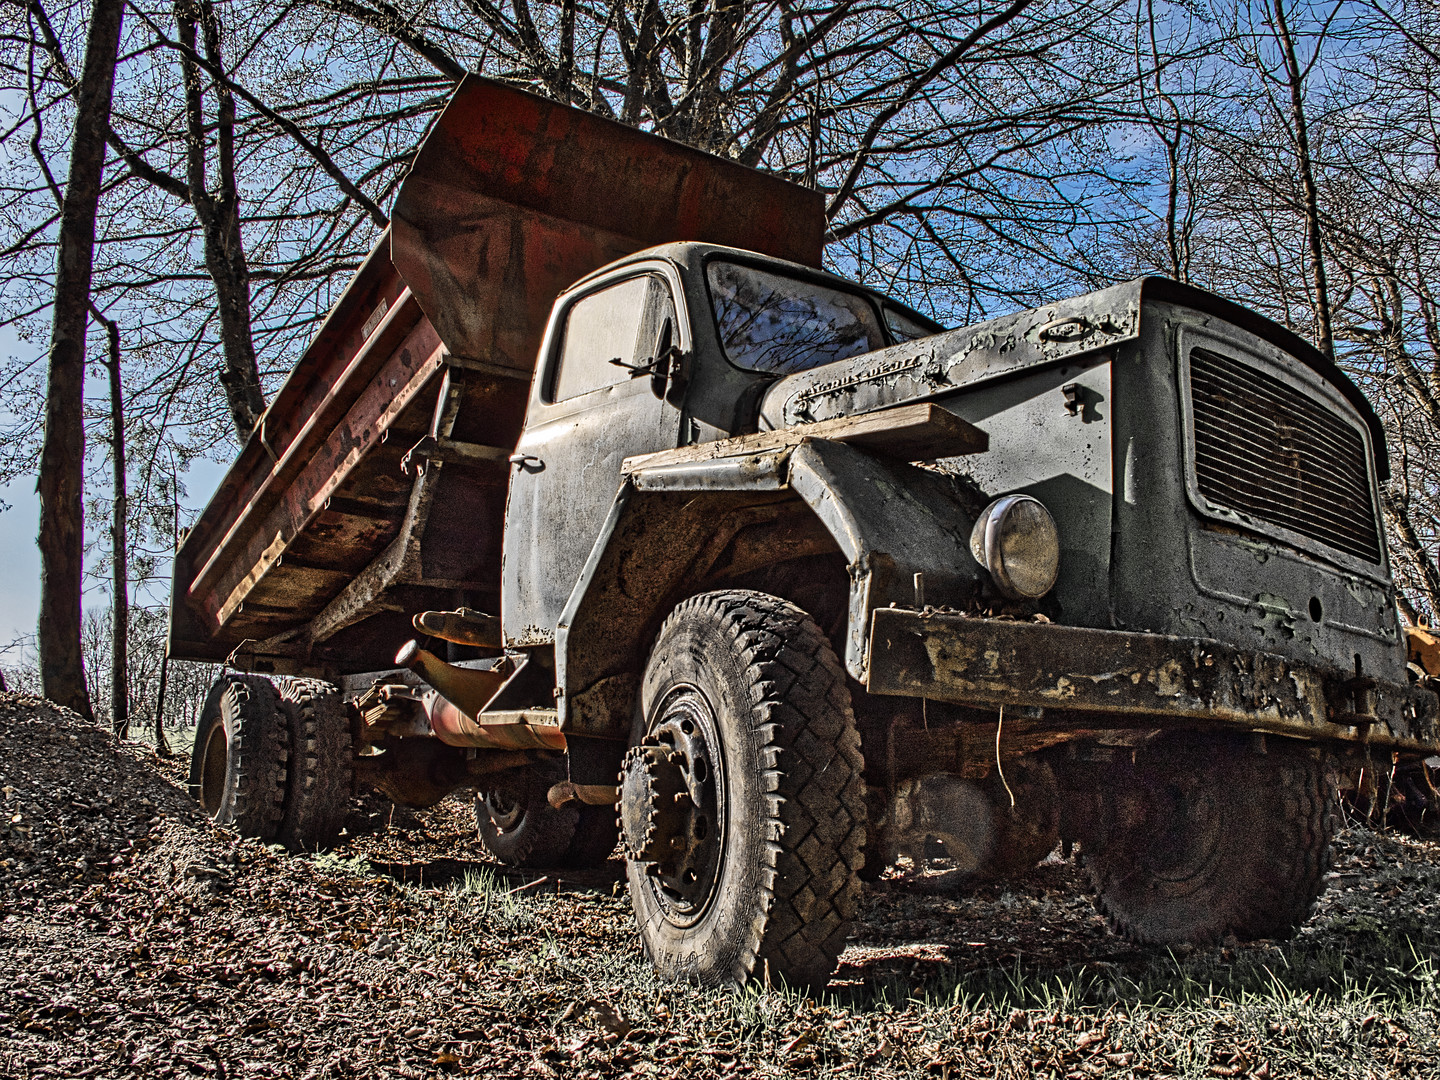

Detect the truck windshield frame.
[{"left": 706, "top": 258, "right": 887, "bottom": 376}]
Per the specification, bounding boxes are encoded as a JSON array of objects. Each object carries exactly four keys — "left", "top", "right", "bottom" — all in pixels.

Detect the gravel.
[{"left": 3, "top": 691, "right": 1440, "bottom": 1078}]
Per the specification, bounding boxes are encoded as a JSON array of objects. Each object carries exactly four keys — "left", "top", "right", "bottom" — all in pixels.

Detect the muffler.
[{"left": 395, "top": 640, "right": 566, "bottom": 752}]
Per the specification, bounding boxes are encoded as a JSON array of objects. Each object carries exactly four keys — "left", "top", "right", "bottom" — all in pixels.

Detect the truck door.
[{"left": 502, "top": 267, "right": 687, "bottom": 641}]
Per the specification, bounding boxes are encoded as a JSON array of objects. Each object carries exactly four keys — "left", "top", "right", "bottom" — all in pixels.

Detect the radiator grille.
[{"left": 1188, "top": 348, "right": 1381, "bottom": 563}]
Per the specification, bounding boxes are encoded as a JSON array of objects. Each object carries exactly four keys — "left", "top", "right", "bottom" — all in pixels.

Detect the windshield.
[
  {"left": 884, "top": 305, "right": 941, "bottom": 342},
  {"left": 707, "top": 261, "right": 886, "bottom": 375}
]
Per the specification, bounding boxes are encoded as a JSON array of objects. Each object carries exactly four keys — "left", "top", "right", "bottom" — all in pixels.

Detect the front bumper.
[{"left": 866, "top": 609, "right": 1440, "bottom": 754}]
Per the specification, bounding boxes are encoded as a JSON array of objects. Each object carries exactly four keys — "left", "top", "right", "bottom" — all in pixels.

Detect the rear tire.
[
  {"left": 275, "top": 678, "right": 354, "bottom": 850},
  {"left": 1085, "top": 735, "right": 1336, "bottom": 945},
  {"left": 624, "top": 590, "right": 867, "bottom": 990},
  {"left": 474, "top": 771, "right": 618, "bottom": 868},
  {"left": 187, "top": 675, "right": 287, "bottom": 840}
]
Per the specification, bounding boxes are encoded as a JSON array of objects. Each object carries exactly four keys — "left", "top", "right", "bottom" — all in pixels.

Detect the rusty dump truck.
[{"left": 171, "top": 75, "right": 1440, "bottom": 989}]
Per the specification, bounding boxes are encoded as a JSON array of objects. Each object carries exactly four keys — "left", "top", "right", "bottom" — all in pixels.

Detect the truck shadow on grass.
[
  {"left": 339, "top": 794, "right": 1440, "bottom": 1014},
  {"left": 835, "top": 824, "right": 1440, "bottom": 1016}
]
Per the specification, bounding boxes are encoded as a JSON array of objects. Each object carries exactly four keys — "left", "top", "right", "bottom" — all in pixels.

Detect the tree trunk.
[
  {"left": 37, "top": 0, "right": 124, "bottom": 721},
  {"left": 96, "top": 310, "right": 129, "bottom": 737},
  {"left": 153, "top": 652, "right": 172, "bottom": 757}
]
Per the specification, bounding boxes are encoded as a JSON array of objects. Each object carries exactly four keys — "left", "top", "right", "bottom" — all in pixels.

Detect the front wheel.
[
  {"left": 621, "top": 590, "right": 867, "bottom": 990},
  {"left": 1084, "top": 735, "right": 1336, "bottom": 945}
]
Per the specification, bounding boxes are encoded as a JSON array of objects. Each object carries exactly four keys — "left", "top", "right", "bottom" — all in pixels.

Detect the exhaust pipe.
[
  {"left": 421, "top": 693, "right": 566, "bottom": 751},
  {"left": 395, "top": 640, "right": 566, "bottom": 752},
  {"left": 395, "top": 639, "right": 506, "bottom": 715}
]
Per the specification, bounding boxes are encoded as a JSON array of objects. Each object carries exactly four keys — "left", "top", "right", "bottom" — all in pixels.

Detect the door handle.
[{"left": 509, "top": 453, "right": 544, "bottom": 471}]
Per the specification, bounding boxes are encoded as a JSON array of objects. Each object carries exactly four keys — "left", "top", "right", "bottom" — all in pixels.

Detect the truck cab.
[{"left": 502, "top": 244, "right": 942, "bottom": 642}]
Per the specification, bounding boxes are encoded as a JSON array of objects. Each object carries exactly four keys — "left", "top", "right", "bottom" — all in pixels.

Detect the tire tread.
[
  {"left": 1089, "top": 737, "right": 1336, "bottom": 945},
  {"left": 651, "top": 590, "right": 867, "bottom": 990},
  {"left": 275, "top": 677, "right": 354, "bottom": 851}
]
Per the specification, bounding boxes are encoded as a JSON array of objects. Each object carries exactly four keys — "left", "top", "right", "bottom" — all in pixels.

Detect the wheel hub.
[
  {"left": 198, "top": 723, "right": 229, "bottom": 816},
  {"left": 482, "top": 789, "right": 524, "bottom": 832},
  {"left": 618, "top": 686, "right": 724, "bottom": 921},
  {"left": 619, "top": 745, "right": 688, "bottom": 861}
]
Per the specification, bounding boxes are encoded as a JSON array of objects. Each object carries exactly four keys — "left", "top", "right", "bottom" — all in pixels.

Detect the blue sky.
[
  {"left": 0, "top": 321, "right": 227, "bottom": 664},
  {"left": 0, "top": 320, "right": 42, "bottom": 652}
]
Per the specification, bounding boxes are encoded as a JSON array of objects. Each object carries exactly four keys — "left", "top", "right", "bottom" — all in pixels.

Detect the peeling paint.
[{"left": 868, "top": 608, "right": 1440, "bottom": 752}]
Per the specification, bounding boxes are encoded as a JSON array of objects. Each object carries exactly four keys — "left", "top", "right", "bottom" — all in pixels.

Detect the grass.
[
  {"left": 384, "top": 834, "right": 1440, "bottom": 1077},
  {"left": 449, "top": 863, "right": 541, "bottom": 931}
]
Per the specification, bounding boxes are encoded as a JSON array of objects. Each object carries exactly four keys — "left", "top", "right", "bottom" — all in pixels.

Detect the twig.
[{"left": 503, "top": 875, "right": 550, "bottom": 896}]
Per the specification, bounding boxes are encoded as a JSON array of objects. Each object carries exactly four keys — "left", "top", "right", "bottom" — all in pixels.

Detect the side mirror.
[
  {"left": 606, "top": 316, "right": 682, "bottom": 400},
  {"left": 649, "top": 317, "right": 675, "bottom": 400}
]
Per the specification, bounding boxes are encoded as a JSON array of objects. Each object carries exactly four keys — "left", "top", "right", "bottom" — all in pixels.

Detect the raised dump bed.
[{"left": 168, "top": 75, "right": 824, "bottom": 674}]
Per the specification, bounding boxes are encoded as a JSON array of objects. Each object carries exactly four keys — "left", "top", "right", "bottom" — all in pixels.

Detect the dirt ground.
[{"left": 3, "top": 692, "right": 1440, "bottom": 1078}]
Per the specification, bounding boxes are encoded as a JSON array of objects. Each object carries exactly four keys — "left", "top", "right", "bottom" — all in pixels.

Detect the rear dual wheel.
[
  {"left": 189, "top": 675, "right": 287, "bottom": 838},
  {"left": 189, "top": 674, "right": 353, "bottom": 849},
  {"left": 474, "top": 772, "right": 619, "bottom": 868},
  {"left": 274, "top": 678, "right": 354, "bottom": 850}
]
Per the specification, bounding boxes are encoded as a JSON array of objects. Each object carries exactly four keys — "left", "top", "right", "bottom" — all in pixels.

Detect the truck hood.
[{"left": 757, "top": 277, "right": 1388, "bottom": 479}]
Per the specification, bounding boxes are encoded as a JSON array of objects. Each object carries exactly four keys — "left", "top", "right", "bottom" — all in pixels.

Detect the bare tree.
[
  {"left": 311, "top": 0, "right": 1160, "bottom": 315},
  {"left": 1264, "top": 0, "right": 1339, "bottom": 359},
  {"left": 171, "top": 0, "right": 265, "bottom": 434},
  {"left": 37, "top": 0, "right": 125, "bottom": 720},
  {"left": 91, "top": 304, "right": 130, "bottom": 735}
]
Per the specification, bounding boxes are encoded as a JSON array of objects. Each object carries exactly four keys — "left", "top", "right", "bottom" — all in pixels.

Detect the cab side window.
[{"left": 551, "top": 275, "right": 672, "bottom": 402}]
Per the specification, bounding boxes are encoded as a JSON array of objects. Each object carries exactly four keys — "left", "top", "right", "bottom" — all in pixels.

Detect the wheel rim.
[
  {"left": 483, "top": 789, "right": 525, "bottom": 833},
  {"left": 1138, "top": 780, "right": 1222, "bottom": 886},
  {"left": 641, "top": 683, "right": 727, "bottom": 927},
  {"left": 198, "top": 723, "right": 229, "bottom": 816}
]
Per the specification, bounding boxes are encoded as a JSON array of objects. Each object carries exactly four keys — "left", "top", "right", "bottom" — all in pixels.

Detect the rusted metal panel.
[
  {"left": 554, "top": 486, "right": 801, "bottom": 734},
  {"left": 180, "top": 250, "right": 410, "bottom": 578},
  {"left": 391, "top": 75, "right": 824, "bottom": 371},
  {"left": 284, "top": 365, "right": 512, "bottom": 655},
  {"left": 866, "top": 608, "right": 1440, "bottom": 751},
  {"left": 190, "top": 294, "right": 428, "bottom": 593},
  {"left": 198, "top": 326, "right": 448, "bottom": 629},
  {"left": 281, "top": 505, "right": 406, "bottom": 576}
]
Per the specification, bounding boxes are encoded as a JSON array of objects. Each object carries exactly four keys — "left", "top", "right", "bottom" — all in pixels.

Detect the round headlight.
[{"left": 969, "top": 495, "right": 1060, "bottom": 600}]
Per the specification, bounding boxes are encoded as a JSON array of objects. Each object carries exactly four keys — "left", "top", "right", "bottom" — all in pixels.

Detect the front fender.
[
  {"left": 554, "top": 438, "right": 991, "bottom": 738},
  {"left": 785, "top": 440, "right": 987, "bottom": 677}
]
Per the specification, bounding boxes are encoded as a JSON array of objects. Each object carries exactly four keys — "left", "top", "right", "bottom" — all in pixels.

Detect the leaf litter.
[{"left": 2, "top": 691, "right": 1439, "bottom": 1077}]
